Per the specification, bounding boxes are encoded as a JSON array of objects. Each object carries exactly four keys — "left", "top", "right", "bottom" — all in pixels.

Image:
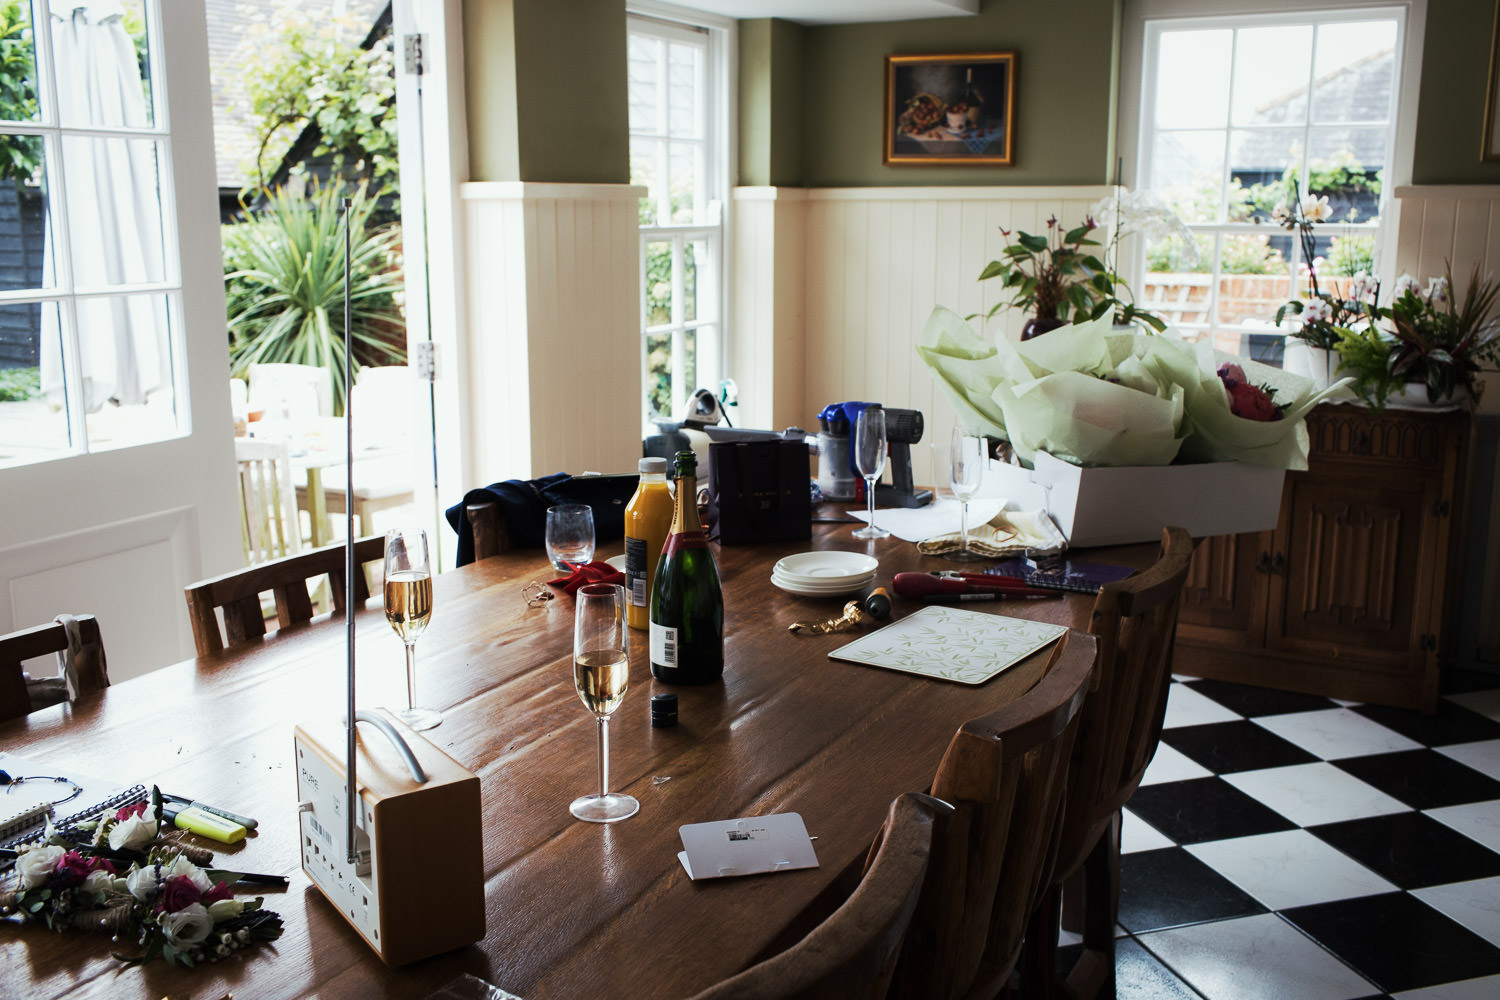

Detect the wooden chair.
[
  {"left": 184, "top": 537, "right": 386, "bottom": 657},
  {"left": 1022, "top": 526, "right": 1194, "bottom": 1000},
  {"left": 688, "top": 792, "right": 952, "bottom": 1000},
  {"left": 466, "top": 500, "right": 513, "bottom": 560},
  {"left": 0, "top": 615, "right": 110, "bottom": 722},
  {"left": 236, "top": 436, "right": 301, "bottom": 564},
  {"left": 887, "top": 627, "right": 1099, "bottom": 1000}
]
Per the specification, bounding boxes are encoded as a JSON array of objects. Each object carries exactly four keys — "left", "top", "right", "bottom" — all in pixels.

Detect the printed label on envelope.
[{"left": 677, "top": 812, "right": 819, "bottom": 880}]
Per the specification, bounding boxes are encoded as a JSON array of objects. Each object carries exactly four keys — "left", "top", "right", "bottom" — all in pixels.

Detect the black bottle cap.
[{"left": 651, "top": 692, "right": 679, "bottom": 728}]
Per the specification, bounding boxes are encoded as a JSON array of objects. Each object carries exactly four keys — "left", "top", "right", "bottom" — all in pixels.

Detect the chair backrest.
[
  {"left": 889, "top": 628, "right": 1098, "bottom": 999},
  {"left": 688, "top": 792, "right": 951, "bottom": 1000},
  {"left": 183, "top": 537, "right": 386, "bottom": 657},
  {"left": 235, "top": 436, "right": 301, "bottom": 564},
  {"left": 248, "top": 362, "right": 333, "bottom": 419},
  {"left": 1055, "top": 525, "right": 1194, "bottom": 880},
  {"left": 0, "top": 615, "right": 110, "bottom": 722},
  {"left": 466, "top": 500, "right": 513, "bottom": 561}
]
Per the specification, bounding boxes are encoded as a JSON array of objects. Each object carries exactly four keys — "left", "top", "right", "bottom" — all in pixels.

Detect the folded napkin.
[
  {"left": 917, "top": 509, "right": 1067, "bottom": 558},
  {"left": 548, "top": 560, "right": 626, "bottom": 595}
]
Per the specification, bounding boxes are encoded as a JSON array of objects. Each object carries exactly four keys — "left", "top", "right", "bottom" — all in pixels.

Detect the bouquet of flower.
[{"left": 0, "top": 790, "right": 283, "bottom": 968}]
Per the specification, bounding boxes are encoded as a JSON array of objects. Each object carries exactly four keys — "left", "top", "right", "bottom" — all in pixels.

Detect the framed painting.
[
  {"left": 884, "top": 52, "right": 1016, "bottom": 166},
  {"left": 1486, "top": 0, "right": 1500, "bottom": 160}
]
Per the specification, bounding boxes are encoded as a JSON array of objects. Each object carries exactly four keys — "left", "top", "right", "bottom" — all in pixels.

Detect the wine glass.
[
  {"left": 569, "top": 583, "right": 639, "bottom": 823},
  {"left": 948, "top": 427, "right": 987, "bottom": 562},
  {"left": 546, "top": 504, "right": 596, "bottom": 572},
  {"left": 384, "top": 528, "right": 441, "bottom": 731},
  {"left": 852, "top": 407, "right": 891, "bottom": 540}
]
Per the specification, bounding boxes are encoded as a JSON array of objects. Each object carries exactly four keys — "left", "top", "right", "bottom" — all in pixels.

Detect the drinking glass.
[
  {"left": 546, "top": 504, "right": 596, "bottom": 572},
  {"left": 948, "top": 427, "right": 987, "bottom": 562},
  {"left": 569, "top": 583, "right": 639, "bottom": 823},
  {"left": 852, "top": 408, "right": 891, "bottom": 540},
  {"left": 384, "top": 528, "right": 440, "bottom": 730}
]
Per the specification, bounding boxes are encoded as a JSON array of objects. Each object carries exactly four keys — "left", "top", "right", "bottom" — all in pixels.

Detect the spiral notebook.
[{"left": 0, "top": 750, "right": 146, "bottom": 866}]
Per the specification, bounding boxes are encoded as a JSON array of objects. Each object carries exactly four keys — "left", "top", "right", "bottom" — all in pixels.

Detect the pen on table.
[
  {"left": 162, "top": 793, "right": 258, "bottom": 831},
  {"left": 892, "top": 571, "right": 1056, "bottom": 601}
]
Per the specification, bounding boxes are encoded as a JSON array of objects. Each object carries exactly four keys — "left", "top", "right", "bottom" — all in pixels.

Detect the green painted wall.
[
  {"left": 740, "top": 19, "right": 806, "bottom": 187},
  {"left": 1413, "top": 0, "right": 1500, "bottom": 184},
  {"left": 740, "top": 19, "right": 773, "bottom": 186},
  {"left": 800, "top": 0, "right": 1120, "bottom": 187},
  {"left": 462, "top": 0, "right": 629, "bottom": 184}
]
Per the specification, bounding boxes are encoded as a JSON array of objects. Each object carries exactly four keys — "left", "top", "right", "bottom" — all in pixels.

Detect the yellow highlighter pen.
[{"left": 163, "top": 803, "right": 247, "bottom": 844}]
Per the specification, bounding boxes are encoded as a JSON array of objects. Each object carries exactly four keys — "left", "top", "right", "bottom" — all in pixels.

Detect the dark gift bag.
[{"left": 708, "top": 440, "right": 811, "bottom": 545}]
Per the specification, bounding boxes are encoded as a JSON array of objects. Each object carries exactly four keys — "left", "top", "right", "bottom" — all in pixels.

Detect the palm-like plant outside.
[{"left": 224, "top": 183, "right": 404, "bottom": 416}]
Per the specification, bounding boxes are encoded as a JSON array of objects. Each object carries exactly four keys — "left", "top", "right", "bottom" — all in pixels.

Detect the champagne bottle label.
[
  {"left": 625, "top": 537, "right": 648, "bottom": 608},
  {"left": 650, "top": 621, "right": 678, "bottom": 668}
]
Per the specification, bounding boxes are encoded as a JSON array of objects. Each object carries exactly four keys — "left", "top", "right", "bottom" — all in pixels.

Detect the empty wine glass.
[
  {"left": 853, "top": 407, "right": 891, "bottom": 540},
  {"left": 384, "top": 528, "right": 440, "bottom": 730},
  {"left": 948, "top": 427, "right": 986, "bottom": 562},
  {"left": 569, "top": 583, "right": 639, "bottom": 823},
  {"left": 546, "top": 504, "right": 596, "bottom": 572}
]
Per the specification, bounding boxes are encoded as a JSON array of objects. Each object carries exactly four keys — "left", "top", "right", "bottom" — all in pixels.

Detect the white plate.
[
  {"left": 771, "top": 572, "right": 875, "bottom": 597},
  {"left": 606, "top": 554, "right": 627, "bottom": 572},
  {"left": 773, "top": 551, "right": 879, "bottom": 583}
]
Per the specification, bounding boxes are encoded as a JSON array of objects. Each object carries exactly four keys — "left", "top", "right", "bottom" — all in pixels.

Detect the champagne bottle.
[{"left": 649, "top": 450, "right": 724, "bottom": 684}]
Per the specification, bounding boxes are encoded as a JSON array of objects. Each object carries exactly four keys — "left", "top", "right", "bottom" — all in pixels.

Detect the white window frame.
[
  {"left": 1119, "top": 0, "right": 1427, "bottom": 342},
  {"left": 627, "top": 2, "right": 733, "bottom": 428},
  {"left": 0, "top": 0, "right": 188, "bottom": 468}
]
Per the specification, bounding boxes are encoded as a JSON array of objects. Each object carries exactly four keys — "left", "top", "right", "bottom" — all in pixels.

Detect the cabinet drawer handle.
[
  {"left": 1270, "top": 553, "right": 1285, "bottom": 574},
  {"left": 1255, "top": 551, "right": 1272, "bottom": 573}
]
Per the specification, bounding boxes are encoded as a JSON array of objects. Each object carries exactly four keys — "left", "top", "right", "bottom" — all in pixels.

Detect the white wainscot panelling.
[
  {"left": 460, "top": 182, "right": 645, "bottom": 483},
  {"left": 735, "top": 185, "right": 1115, "bottom": 489},
  {"left": 2, "top": 508, "right": 197, "bottom": 683}
]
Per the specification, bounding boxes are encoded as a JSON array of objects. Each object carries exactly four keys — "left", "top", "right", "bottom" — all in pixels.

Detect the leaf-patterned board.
[{"left": 828, "top": 606, "right": 1068, "bottom": 685}]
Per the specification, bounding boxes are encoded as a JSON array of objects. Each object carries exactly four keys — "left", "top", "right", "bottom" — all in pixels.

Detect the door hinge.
[
  {"left": 403, "top": 33, "right": 425, "bottom": 76},
  {"left": 1431, "top": 498, "right": 1451, "bottom": 517},
  {"left": 413, "top": 341, "right": 437, "bottom": 382}
]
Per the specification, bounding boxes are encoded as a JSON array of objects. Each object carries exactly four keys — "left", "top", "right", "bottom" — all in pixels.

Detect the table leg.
[{"left": 307, "top": 468, "right": 329, "bottom": 548}]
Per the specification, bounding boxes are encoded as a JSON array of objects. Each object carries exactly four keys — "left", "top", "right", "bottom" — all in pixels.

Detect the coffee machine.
[{"left": 815, "top": 402, "right": 933, "bottom": 508}]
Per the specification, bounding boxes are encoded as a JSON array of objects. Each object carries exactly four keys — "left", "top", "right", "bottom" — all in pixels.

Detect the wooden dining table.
[{"left": 0, "top": 519, "right": 1151, "bottom": 1000}]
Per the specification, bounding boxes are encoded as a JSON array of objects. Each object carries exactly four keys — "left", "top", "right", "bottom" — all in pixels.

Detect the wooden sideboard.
[{"left": 1175, "top": 403, "right": 1472, "bottom": 712}]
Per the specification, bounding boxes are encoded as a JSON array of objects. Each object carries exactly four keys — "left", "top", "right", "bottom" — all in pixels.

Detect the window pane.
[
  {"left": 1142, "top": 234, "right": 1212, "bottom": 333},
  {"left": 80, "top": 293, "right": 176, "bottom": 449},
  {"left": 628, "top": 35, "right": 661, "bottom": 133},
  {"left": 667, "top": 41, "right": 699, "bottom": 138},
  {"left": 645, "top": 240, "right": 671, "bottom": 327},
  {"left": 1217, "top": 249, "right": 1293, "bottom": 326},
  {"left": 1306, "top": 128, "right": 1385, "bottom": 223},
  {"left": 1311, "top": 20, "right": 1396, "bottom": 124},
  {"left": 61, "top": 135, "right": 166, "bottom": 287},
  {"left": 1150, "top": 131, "right": 1225, "bottom": 222},
  {"left": 53, "top": 1, "right": 155, "bottom": 129},
  {"left": 669, "top": 140, "right": 699, "bottom": 224},
  {"left": 0, "top": 0, "right": 39, "bottom": 125},
  {"left": 0, "top": 301, "right": 69, "bottom": 464},
  {"left": 682, "top": 326, "right": 698, "bottom": 399},
  {"left": 0, "top": 135, "right": 54, "bottom": 290},
  {"left": 683, "top": 240, "right": 697, "bottom": 323},
  {"left": 1154, "top": 29, "right": 1231, "bottom": 128},
  {"left": 631, "top": 136, "right": 660, "bottom": 225},
  {"left": 646, "top": 329, "right": 671, "bottom": 417},
  {"left": 1232, "top": 26, "right": 1312, "bottom": 126},
  {"left": 1227, "top": 128, "right": 1300, "bottom": 222}
]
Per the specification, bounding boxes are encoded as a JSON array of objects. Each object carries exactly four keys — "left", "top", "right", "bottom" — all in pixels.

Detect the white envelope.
[{"left": 677, "top": 812, "right": 819, "bottom": 880}]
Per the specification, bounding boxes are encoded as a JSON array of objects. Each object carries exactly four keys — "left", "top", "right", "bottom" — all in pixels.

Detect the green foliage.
[
  {"left": 0, "top": 364, "right": 38, "bottom": 401},
  {"left": 1332, "top": 322, "right": 1403, "bottom": 410},
  {"left": 977, "top": 219, "right": 1111, "bottom": 325},
  {"left": 1220, "top": 234, "right": 1287, "bottom": 275},
  {"left": 1324, "top": 234, "right": 1376, "bottom": 277},
  {"left": 1382, "top": 266, "right": 1500, "bottom": 406},
  {"left": 234, "top": 4, "right": 397, "bottom": 196},
  {"left": 0, "top": 0, "right": 38, "bottom": 185},
  {"left": 223, "top": 183, "right": 405, "bottom": 415}
]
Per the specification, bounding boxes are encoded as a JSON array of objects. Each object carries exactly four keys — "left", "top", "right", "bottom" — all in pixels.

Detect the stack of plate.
[{"left": 771, "top": 551, "right": 879, "bottom": 597}]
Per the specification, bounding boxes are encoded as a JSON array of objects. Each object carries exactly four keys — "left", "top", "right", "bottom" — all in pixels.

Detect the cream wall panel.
[{"left": 461, "top": 183, "right": 643, "bottom": 484}]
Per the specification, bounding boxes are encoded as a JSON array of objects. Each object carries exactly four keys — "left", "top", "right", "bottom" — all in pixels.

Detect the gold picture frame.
[
  {"left": 1484, "top": 0, "right": 1500, "bottom": 160},
  {"left": 884, "top": 52, "right": 1016, "bottom": 166}
]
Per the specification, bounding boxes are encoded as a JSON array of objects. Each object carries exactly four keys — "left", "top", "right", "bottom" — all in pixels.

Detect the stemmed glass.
[
  {"left": 853, "top": 407, "right": 891, "bottom": 540},
  {"left": 384, "top": 528, "right": 441, "bottom": 731},
  {"left": 948, "top": 427, "right": 987, "bottom": 561},
  {"left": 569, "top": 583, "right": 639, "bottom": 823}
]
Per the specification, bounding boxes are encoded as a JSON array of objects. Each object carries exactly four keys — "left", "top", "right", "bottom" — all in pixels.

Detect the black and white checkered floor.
[{"left": 1087, "top": 674, "right": 1500, "bottom": 1000}]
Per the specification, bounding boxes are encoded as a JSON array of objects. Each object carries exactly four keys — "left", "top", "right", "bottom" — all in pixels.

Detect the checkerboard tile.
[{"left": 1102, "top": 675, "right": 1500, "bottom": 1000}]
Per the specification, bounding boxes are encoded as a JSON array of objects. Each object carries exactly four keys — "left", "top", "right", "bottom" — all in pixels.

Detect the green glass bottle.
[{"left": 649, "top": 451, "right": 724, "bottom": 684}]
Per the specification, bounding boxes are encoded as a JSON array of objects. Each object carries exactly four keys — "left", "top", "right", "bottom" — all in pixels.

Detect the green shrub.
[{"left": 0, "top": 365, "right": 38, "bottom": 402}]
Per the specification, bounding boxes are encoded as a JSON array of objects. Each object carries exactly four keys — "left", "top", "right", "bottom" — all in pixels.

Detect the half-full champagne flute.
[
  {"left": 570, "top": 582, "right": 639, "bottom": 823},
  {"left": 948, "top": 426, "right": 986, "bottom": 561},
  {"left": 384, "top": 528, "right": 441, "bottom": 730},
  {"left": 853, "top": 407, "right": 891, "bottom": 540}
]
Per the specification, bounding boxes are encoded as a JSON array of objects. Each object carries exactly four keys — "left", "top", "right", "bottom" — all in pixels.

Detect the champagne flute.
[
  {"left": 569, "top": 583, "right": 639, "bottom": 823},
  {"left": 852, "top": 407, "right": 891, "bottom": 540},
  {"left": 384, "top": 528, "right": 441, "bottom": 731},
  {"left": 948, "top": 427, "right": 987, "bottom": 562}
]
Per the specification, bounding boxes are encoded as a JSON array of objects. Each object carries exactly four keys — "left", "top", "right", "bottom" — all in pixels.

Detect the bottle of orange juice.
[{"left": 624, "top": 457, "right": 674, "bottom": 630}]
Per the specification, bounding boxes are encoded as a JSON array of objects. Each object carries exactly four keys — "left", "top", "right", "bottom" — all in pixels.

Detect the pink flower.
[
  {"left": 1227, "top": 382, "right": 1282, "bottom": 421},
  {"left": 52, "top": 850, "right": 91, "bottom": 888},
  {"left": 1216, "top": 363, "right": 1246, "bottom": 387},
  {"left": 116, "top": 802, "right": 148, "bottom": 823},
  {"left": 160, "top": 875, "right": 204, "bottom": 913},
  {"left": 202, "top": 881, "right": 233, "bottom": 904}
]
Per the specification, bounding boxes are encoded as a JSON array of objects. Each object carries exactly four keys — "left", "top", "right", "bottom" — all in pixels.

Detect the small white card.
[{"left": 677, "top": 812, "right": 820, "bottom": 880}]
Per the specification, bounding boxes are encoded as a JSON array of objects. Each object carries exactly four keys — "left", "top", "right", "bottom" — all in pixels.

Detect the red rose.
[
  {"left": 1227, "top": 381, "right": 1282, "bottom": 421},
  {"left": 160, "top": 875, "right": 203, "bottom": 913},
  {"left": 1216, "top": 363, "right": 1247, "bottom": 387},
  {"left": 116, "top": 801, "right": 148, "bottom": 822},
  {"left": 86, "top": 856, "right": 116, "bottom": 875},
  {"left": 203, "top": 881, "right": 233, "bottom": 904},
  {"left": 52, "top": 850, "right": 92, "bottom": 888}
]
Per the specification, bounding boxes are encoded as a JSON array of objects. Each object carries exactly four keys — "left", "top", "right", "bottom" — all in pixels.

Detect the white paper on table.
[
  {"left": 848, "top": 497, "right": 1006, "bottom": 544},
  {"left": 677, "top": 812, "right": 819, "bottom": 880}
]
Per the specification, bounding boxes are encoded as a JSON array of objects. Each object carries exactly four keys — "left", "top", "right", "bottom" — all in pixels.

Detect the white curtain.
[{"left": 40, "top": 1, "right": 169, "bottom": 410}]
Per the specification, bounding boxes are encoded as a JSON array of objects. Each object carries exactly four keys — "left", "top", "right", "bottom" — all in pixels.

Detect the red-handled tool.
[{"left": 892, "top": 572, "right": 1056, "bottom": 601}]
